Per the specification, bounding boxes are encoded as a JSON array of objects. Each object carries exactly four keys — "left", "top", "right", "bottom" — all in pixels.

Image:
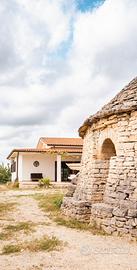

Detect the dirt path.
[{"left": 0, "top": 189, "right": 137, "bottom": 270}]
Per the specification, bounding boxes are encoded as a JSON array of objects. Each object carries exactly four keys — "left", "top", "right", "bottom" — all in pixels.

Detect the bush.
[
  {"left": 0, "top": 164, "right": 11, "bottom": 183},
  {"left": 38, "top": 177, "right": 51, "bottom": 188}
]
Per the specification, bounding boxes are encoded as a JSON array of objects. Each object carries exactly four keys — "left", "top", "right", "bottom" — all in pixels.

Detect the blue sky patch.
[{"left": 76, "top": 0, "right": 105, "bottom": 12}]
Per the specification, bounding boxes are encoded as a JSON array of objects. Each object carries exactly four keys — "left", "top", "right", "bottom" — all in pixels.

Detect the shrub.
[
  {"left": 39, "top": 177, "right": 51, "bottom": 188},
  {"left": 0, "top": 164, "right": 11, "bottom": 183}
]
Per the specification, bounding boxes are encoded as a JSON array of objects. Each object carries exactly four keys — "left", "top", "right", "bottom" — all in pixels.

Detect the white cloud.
[{"left": 0, "top": 0, "right": 137, "bottom": 162}]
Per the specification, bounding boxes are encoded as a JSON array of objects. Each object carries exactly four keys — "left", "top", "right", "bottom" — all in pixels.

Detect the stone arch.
[
  {"left": 91, "top": 138, "right": 117, "bottom": 203},
  {"left": 101, "top": 138, "right": 116, "bottom": 160},
  {"left": 96, "top": 126, "right": 118, "bottom": 160}
]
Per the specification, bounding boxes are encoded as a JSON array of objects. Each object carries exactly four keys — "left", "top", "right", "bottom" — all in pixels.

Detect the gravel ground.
[{"left": 0, "top": 189, "right": 137, "bottom": 270}]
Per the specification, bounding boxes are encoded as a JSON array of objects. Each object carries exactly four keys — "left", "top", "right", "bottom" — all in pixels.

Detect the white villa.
[{"left": 7, "top": 137, "right": 83, "bottom": 188}]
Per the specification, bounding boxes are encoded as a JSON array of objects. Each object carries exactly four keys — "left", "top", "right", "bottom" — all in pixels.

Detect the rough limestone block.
[
  {"left": 113, "top": 207, "right": 128, "bottom": 217},
  {"left": 128, "top": 209, "right": 137, "bottom": 218}
]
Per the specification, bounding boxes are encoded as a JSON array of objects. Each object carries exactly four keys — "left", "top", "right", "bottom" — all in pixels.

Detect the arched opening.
[
  {"left": 91, "top": 138, "right": 117, "bottom": 203},
  {"left": 101, "top": 138, "right": 116, "bottom": 160}
]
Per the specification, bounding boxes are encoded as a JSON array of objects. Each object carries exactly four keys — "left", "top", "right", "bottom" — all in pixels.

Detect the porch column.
[{"left": 57, "top": 154, "right": 61, "bottom": 182}]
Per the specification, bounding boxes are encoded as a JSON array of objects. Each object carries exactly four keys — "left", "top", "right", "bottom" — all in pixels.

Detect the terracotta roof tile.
[{"left": 37, "top": 137, "right": 83, "bottom": 148}]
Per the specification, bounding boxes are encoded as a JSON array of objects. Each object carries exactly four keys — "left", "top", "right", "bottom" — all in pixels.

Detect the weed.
[
  {"left": 4, "top": 221, "right": 35, "bottom": 234},
  {"left": 38, "top": 178, "right": 51, "bottom": 188},
  {"left": 2, "top": 244, "right": 21, "bottom": 254},
  {"left": 25, "top": 236, "right": 62, "bottom": 252},
  {"left": 1, "top": 235, "right": 62, "bottom": 255}
]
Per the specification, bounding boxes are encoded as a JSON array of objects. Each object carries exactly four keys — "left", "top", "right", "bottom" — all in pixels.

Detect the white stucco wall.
[{"left": 20, "top": 153, "right": 56, "bottom": 182}]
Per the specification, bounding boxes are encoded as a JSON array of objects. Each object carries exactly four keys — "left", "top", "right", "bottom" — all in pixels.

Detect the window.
[
  {"left": 31, "top": 173, "right": 43, "bottom": 181},
  {"left": 11, "top": 161, "right": 16, "bottom": 173},
  {"left": 33, "top": 161, "right": 40, "bottom": 167}
]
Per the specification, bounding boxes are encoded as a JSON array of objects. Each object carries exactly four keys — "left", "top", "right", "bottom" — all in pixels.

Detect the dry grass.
[
  {"left": 54, "top": 216, "right": 106, "bottom": 235},
  {"left": 0, "top": 202, "right": 16, "bottom": 216},
  {"left": 35, "top": 193, "right": 106, "bottom": 235},
  {"left": 0, "top": 222, "right": 35, "bottom": 241},
  {"left": 6, "top": 182, "right": 19, "bottom": 189},
  {"left": 25, "top": 236, "right": 62, "bottom": 252},
  {"left": 34, "top": 193, "right": 63, "bottom": 214},
  {"left": 0, "top": 231, "right": 12, "bottom": 240},
  {"left": 1, "top": 235, "right": 62, "bottom": 255},
  {"left": 2, "top": 244, "right": 21, "bottom": 254},
  {"left": 4, "top": 221, "right": 35, "bottom": 234}
]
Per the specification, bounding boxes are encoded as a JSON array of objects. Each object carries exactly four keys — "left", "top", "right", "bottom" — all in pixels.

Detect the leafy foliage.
[
  {"left": 0, "top": 164, "right": 11, "bottom": 183},
  {"left": 38, "top": 177, "right": 51, "bottom": 188}
]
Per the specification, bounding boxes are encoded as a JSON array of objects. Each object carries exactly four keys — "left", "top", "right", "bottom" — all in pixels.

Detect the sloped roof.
[
  {"left": 79, "top": 77, "right": 137, "bottom": 137},
  {"left": 7, "top": 137, "right": 83, "bottom": 159},
  {"left": 7, "top": 147, "right": 82, "bottom": 159},
  {"left": 37, "top": 137, "right": 83, "bottom": 148}
]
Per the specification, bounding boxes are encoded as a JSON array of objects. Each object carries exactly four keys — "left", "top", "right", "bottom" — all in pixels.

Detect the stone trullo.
[{"left": 62, "top": 76, "right": 137, "bottom": 237}]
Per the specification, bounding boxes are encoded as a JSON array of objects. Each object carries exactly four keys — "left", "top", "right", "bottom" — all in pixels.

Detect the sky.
[{"left": 1, "top": 0, "right": 137, "bottom": 163}]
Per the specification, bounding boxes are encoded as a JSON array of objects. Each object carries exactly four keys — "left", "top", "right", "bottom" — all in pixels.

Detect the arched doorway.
[
  {"left": 101, "top": 138, "right": 116, "bottom": 160},
  {"left": 92, "top": 138, "right": 117, "bottom": 203},
  {"left": 99, "top": 138, "right": 116, "bottom": 201}
]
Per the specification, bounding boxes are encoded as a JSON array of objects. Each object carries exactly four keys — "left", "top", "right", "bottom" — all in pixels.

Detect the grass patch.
[
  {"left": 34, "top": 193, "right": 63, "bottom": 214},
  {"left": 0, "top": 202, "right": 16, "bottom": 216},
  {"left": 0, "top": 231, "right": 12, "bottom": 240},
  {"left": 2, "top": 244, "right": 21, "bottom": 254},
  {"left": 25, "top": 236, "right": 62, "bottom": 252},
  {"left": 1, "top": 235, "right": 62, "bottom": 255},
  {"left": 54, "top": 216, "right": 106, "bottom": 235},
  {"left": 4, "top": 221, "right": 35, "bottom": 234},
  {"left": 54, "top": 216, "right": 90, "bottom": 229},
  {"left": 35, "top": 192, "right": 106, "bottom": 235},
  {"left": 0, "top": 222, "right": 35, "bottom": 241}
]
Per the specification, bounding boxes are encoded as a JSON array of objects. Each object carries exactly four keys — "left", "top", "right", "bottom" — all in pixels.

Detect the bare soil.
[{"left": 0, "top": 189, "right": 137, "bottom": 270}]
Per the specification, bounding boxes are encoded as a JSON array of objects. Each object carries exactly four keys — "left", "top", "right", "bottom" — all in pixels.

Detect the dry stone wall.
[{"left": 62, "top": 110, "right": 137, "bottom": 237}]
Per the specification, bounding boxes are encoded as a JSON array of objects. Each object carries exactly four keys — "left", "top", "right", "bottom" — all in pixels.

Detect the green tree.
[{"left": 0, "top": 164, "right": 11, "bottom": 183}]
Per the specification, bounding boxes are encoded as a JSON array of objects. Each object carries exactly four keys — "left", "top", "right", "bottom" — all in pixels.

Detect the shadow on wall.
[{"left": 101, "top": 138, "right": 116, "bottom": 160}]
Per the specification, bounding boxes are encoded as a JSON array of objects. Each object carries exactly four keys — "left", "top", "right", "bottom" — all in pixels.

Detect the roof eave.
[
  {"left": 79, "top": 107, "right": 137, "bottom": 138},
  {"left": 7, "top": 148, "right": 82, "bottom": 160}
]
